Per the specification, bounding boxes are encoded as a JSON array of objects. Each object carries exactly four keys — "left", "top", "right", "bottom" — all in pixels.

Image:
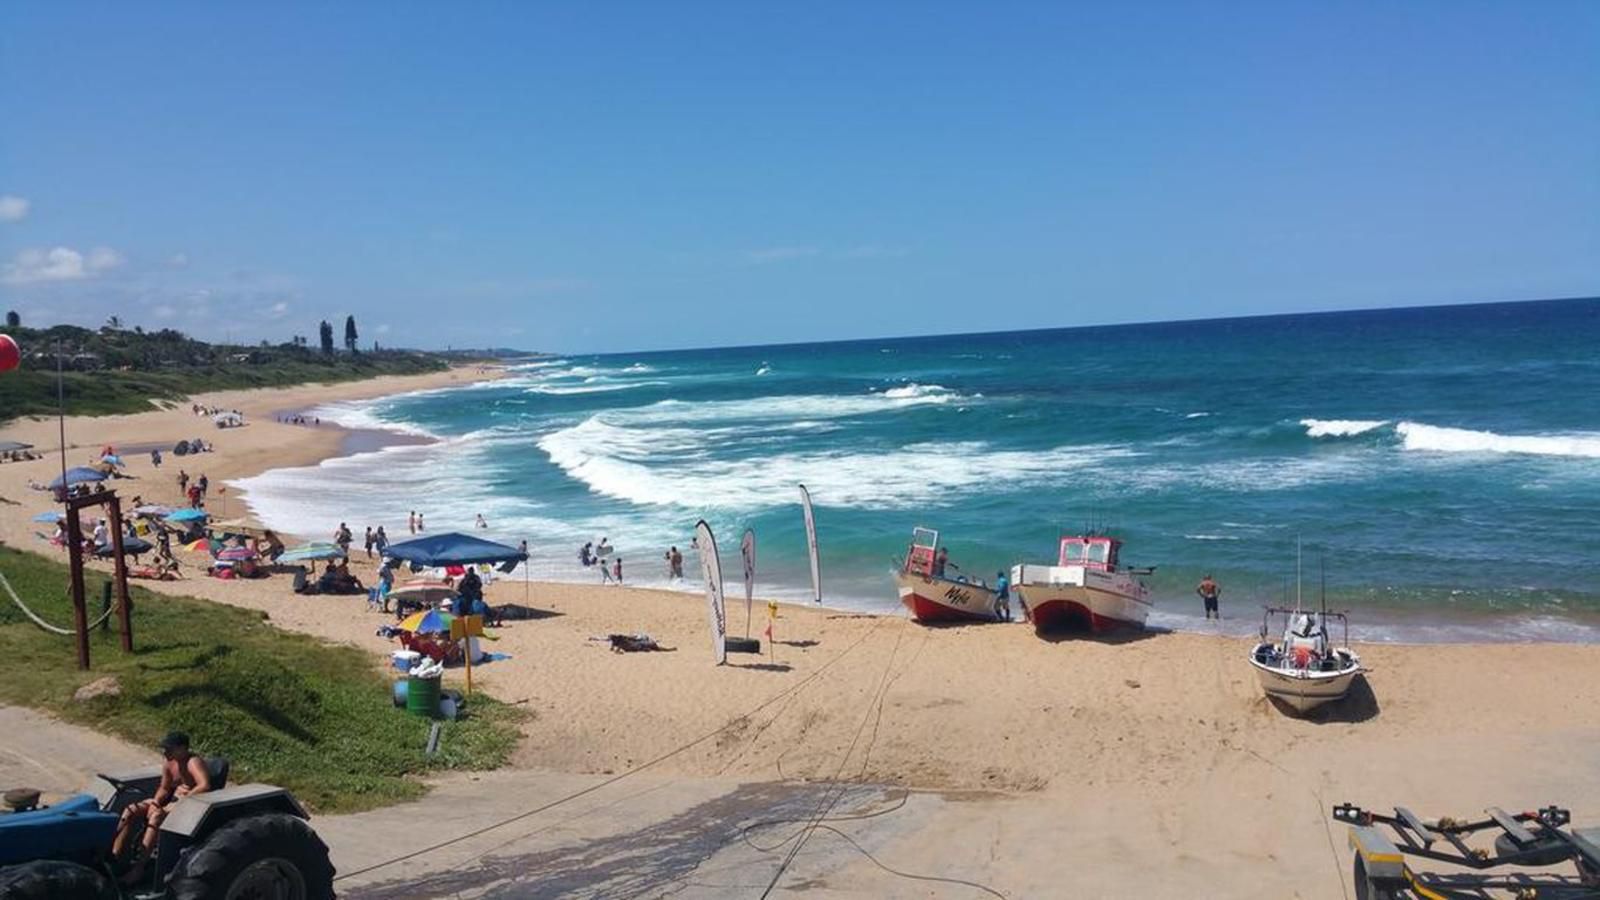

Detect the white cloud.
[
  {"left": 746, "top": 245, "right": 820, "bottom": 264},
  {"left": 0, "top": 195, "right": 29, "bottom": 222},
  {"left": 267, "top": 301, "right": 289, "bottom": 319},
  {"left": 376, "top": 323, "right": 391, "bottom": 334},
  {"left": 87, "top": 247, "right": 124, "bottom": 271},
  {"left": 168, "top": 252, "right": 190, "bottom": 268},
  {"left": 1, "top": 245, "right": 125, "bottom": 284},
  {"left": 153, "top": 304, "right": 177, "bottom": 319}
]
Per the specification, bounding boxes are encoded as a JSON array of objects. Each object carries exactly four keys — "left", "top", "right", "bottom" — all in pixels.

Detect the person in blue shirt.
[{"left": 994, "top": 570, "right": 1011, "bottom": 621}]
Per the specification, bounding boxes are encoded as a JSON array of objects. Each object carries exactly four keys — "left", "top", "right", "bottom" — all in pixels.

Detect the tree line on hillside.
[{"left": 1, "top": 311, "right": 397, "bottom": 371}]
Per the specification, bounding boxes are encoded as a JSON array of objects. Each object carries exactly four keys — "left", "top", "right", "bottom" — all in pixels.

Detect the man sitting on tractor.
[{"left": 111, "top": 731, "right": 211, "bottom": 883}]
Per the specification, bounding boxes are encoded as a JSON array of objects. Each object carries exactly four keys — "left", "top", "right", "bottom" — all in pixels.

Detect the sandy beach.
[{"left": 3, "top": 371, "right": 1599, "bottom": 898}]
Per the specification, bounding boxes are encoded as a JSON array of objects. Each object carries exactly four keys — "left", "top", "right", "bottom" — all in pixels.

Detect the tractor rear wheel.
[
  {"left": 0, "top": 860, "right": 115, "bottom": 900},
  {"left": 166, "top": 813, "right": 334, "bottom": 900}
]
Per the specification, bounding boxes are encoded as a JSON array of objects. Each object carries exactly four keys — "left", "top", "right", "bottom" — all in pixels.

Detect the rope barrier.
[{"left": 0, "top": 571, "right": 117, "bottom": 636}]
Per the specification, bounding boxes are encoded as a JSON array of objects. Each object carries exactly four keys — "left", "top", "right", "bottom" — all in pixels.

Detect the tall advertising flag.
[
  {"left": 798, "top": 484, "right": 821, "bottom": 604},
  {"left": 740, "top": 528, "right": 756, "bottom": 638},
  {"left": 696, "top": 520, "right": 727, "bottom": 665}
]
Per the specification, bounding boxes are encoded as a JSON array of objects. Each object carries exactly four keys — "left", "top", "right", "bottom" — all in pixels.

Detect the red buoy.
[{"left": 0, "top": 334, "right": 18, "bottom": 373}]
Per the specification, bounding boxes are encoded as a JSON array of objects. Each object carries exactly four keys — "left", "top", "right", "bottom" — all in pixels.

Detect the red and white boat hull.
[
  {"left": 1011, "top": 564, "right": 1152, "bottom": 633},
  {"left": 896, "top": 572, "right": 1000, "bottom": 623}
]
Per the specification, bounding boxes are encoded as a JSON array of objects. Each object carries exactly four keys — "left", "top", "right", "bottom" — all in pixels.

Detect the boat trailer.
[{"left": 1333, "top": 802, "right": 1600, "bottom": 898}]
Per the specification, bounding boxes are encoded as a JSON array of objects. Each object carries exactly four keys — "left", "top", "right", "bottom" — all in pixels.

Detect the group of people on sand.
[
  {"left": 190, "top": 403, "right": 240, "bottom": 418},
  {"left": 276, "top": 414, "right": 319, "bottom": 426},
  {"left": 177, "top": 470, "right": 208, "bottom": 508}
]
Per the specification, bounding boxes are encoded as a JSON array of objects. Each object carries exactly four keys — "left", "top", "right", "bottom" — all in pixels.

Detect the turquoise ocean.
[{"left": 233, "top": 297, "right": 1600, "bottom": 642}]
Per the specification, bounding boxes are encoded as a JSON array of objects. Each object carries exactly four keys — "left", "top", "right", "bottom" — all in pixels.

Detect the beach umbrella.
[
  {"left": 47, "top": 467, "right": 109, "bottom": 490},
  {"left": 183, "top": 537, "right": 213, "bottom": 552},
  {"left": 31, "top": 511, "right": 66, "bottom": 523},
  {"left": 277, "top": 543, "right": 345, "bottom": 563},
  {"left": 383, "top": 532, "right": 528, "bottom": 568},
  {"left": 165, "top": 508, "right": 208, "bottom": 523},
  {"left": 398, "top": 609, "right": 455, "bottom": 634},
  {"left": 216, "top": 546, "right": 258, "bottom": 562}
]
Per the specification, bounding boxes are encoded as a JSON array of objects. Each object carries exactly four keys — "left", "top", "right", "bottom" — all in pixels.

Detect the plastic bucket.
[{"left": 406, "top": 675, "right": 442, "bottom": 718}]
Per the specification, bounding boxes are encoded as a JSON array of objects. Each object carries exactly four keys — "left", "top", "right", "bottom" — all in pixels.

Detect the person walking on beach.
[
  {"left": 196, "top": 474, "right": 208, "bottom": 497},
  {"left": 150, "top": 449, "right": 161, "bottom": 468},
  {"left": 612, "top": 556, "right": 623, "bottom": 585},
  {"left": 176, "top": 469, "right": 188, "bottom": 494},
  {"left": 364, "top": 526, "right": 375, "bottom": 559},
  {"left": 408, "top": 511, "right": 416, "bottom": 534},
  {"left": 1196, "top": 574, "right": 1221, "bottom": 620},
  {"left": 995, "top": 570, "right": 1011, "bottom": 621},
  {"left": 334, "top": 522, "right": 353, "bottom": 557},
  {"left": 375, "top": 526, "right": 389, "bottom": 556}
]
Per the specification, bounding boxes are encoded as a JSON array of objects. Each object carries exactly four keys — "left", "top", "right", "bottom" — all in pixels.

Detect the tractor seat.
[{"left": 204, "top": 756, "right": 230, "bottom": 791}]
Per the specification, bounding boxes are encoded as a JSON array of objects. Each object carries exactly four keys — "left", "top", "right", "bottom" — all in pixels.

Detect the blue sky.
[{"left": 2, "top": 2, "right": 1596, "bottom": 352}]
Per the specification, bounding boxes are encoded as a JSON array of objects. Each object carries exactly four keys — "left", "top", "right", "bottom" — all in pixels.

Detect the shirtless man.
[
  {"left": 1196, "top": 574, "right": 1221, "bottom": 620},
  {"left": 112, "top": 731, "right": 211, "bottom": 881}
]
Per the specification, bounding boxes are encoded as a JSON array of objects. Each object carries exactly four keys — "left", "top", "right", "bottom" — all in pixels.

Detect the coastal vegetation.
[
  {"left": 0, "top": 545, "right": 521, "bottom": 813},
  {"left": 0, "top": 318, "right": 450, "bottom": 422}
]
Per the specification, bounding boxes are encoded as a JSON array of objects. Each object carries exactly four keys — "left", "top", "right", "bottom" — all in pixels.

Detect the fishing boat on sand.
[
  {"left": 1010, "top": 533, "right": 1153, "bottom": 632},
  {"left": 1249, "top": 608, "right": 1362, "bottom": 713},
  {"left": 1248, "top": 546, "right": 1363, "bottom": 713},
  {"left": 895, "top": 527, "right": 1001, "bottom": 623}
]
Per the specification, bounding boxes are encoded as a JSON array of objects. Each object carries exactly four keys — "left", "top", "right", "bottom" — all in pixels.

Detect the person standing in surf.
[{"left": 1196, "top": 574, "right": 1221, "bottom": 620}]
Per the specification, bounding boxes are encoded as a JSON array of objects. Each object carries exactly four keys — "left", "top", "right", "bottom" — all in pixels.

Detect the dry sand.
[{"left": 3, "top": 370, "right": 1598, "bottom": 898}]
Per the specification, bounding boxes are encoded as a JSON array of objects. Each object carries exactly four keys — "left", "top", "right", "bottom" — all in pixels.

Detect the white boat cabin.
[
  {"left": 1057, "top": 535, "right": 1123, "bottom": 571},
  {"left": 903, "top": 527, "right": 941, "bottom": 577},
  {"left": 1014, "top": 535, "right": 1127, "bottom": 587}
]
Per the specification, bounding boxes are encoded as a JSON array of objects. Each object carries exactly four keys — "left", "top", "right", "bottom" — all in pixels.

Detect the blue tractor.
[{"left": 0, "top": 759, "right": 334, "bottom": 899}]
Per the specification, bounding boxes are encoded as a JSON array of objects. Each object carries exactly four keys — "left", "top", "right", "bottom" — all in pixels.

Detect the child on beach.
[
  {"left": 613, "top": 557, "right": 623, "bottom": 584},
  {"left": 408, "top": 511, "right": 416, "bottom": 534}
]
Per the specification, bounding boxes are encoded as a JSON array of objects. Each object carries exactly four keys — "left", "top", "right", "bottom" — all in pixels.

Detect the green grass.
[
  {"left": 0, "top": 545, "right": 522, "bottom": 813},
  {"left": 0, "top": 355, "right": 449, "bottom": 422}
]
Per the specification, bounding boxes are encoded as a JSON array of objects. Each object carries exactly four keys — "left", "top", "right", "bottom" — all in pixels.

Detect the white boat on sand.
[
  {"left": 1010, "top": 533, "right": 1153, "bottom": 633},
  {"left": 895, "top": 527, "right": 1001, "bottom": 623},
  {"left": 1249, "top": 607, "right": 1362, "bottom": 713}
]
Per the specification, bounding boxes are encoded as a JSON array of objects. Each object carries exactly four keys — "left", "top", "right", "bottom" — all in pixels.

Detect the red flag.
[{"left": 762, "top": 621, "right": 773, "bottom": 639}]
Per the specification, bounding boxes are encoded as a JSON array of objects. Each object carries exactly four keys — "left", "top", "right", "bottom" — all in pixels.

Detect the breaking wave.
[
  {"left": 1301, "top": 418, "right": 1389, "bottom": 437},
  {"left": 1396, "top": 423, "right": 1600, "bottom": 459}
]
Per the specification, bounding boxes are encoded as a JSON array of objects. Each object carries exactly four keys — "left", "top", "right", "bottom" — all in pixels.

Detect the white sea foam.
[
  {"left": 611, "top": 388, "right": 966, "bottom": 426},
  {"left": 1301, "top": 418, "right": 1390, "bottom": 438},
  {"left": 1183, "top": 533, "right": 1240, "bottom": 541},
  {"left": 524, "top": 380, "right": 670, "bottom": 396},
  {"left": 538, "top": 415, "right": 1135, "bottom": 509},
  {"left": 882, "top": 383, "right": 955, "bottom": 401},
  {"left": 304, "top": 401, "right": 442, "bottom": 439},
  {"left": 1184, "top": 412, "right": 1212, "bottom": 419},
  {"left": 755, "top": 364, "right": 771, "bottom": 376},
  {"left": 1396, "top": 422, "right": 1600, "bottom": 458}
]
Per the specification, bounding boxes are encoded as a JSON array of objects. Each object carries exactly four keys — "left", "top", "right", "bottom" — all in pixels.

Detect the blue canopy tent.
[
  {"left": 164, "top": 508, "right": 208, "bottom": 523},
  {"left": 47, "top": 467, "right": 109, "bottom": 490},
  {"left": 383, "top": 532, "right": 530, "bottom": 617},
  {"left": 382, "top": 532, "right": 527, "bottom": 568}
]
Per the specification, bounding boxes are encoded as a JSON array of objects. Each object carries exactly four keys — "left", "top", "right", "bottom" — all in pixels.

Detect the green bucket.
[{"left": 405, "top": 675, "right": 442, "bottom": 718}]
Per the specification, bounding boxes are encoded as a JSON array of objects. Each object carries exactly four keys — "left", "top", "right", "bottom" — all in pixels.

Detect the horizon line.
[{"left": 572, "top": 293, "right": 1599, "bottom": 359}]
